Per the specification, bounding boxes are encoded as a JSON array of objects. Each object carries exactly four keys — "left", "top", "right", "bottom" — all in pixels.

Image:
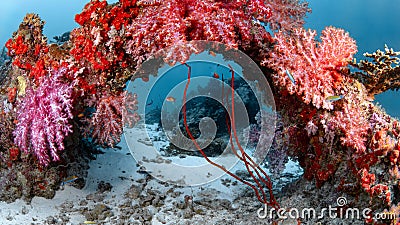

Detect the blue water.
[
  {"left": 0, "top": 0, "right": 399, "bottom": 117},
  {"left": 145, "top": 60, "right": 229, "bottom": 110}
]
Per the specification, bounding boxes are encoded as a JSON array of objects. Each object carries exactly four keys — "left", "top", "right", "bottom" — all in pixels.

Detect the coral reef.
[
  {"left": 0, "top": 0, "right": 399, "bottom": 223},
  {"left": 5, "top": 14, "right": 60, "bottom": 83},
  {"left": 260, "top": 18, "right": 400, "bottom": 223}
]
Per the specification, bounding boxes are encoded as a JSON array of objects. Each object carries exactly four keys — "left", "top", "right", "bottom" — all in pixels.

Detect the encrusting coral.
[{"left": 0, "top": 0, "right": 399, "bottom": 223}]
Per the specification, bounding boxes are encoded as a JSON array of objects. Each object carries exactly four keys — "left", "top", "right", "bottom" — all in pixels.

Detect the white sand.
[{"left": 0, "top": 125, "right": 302, "bottom": 224}]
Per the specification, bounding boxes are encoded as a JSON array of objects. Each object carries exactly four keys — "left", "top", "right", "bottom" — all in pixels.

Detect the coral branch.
[
  {"left": 350, "top": 44, "right": 400, "bottom": 96},
  {"left": 182, "top": 63, "right": 277, "bottom": 207},
  {"left": 332, "top": 103, "right": 369, "bottom": 153}
]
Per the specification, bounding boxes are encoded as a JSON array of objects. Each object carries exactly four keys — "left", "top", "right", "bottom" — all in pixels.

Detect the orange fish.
[
  {"left": 209, "top": 50, "right": 216, "bottom": 57},
  {"left": 77, "top": 113, "right": 85, "bottom": 118},
  {"left": 166, "top": 96, "right": 176, "bottom": 102},
  {"left": 213, "top": 72, "right": 219, "bottom": 79}
]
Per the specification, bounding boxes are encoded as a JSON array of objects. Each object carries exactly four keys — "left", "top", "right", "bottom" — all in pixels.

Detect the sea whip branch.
[{"left": 182, "top": 63, "right": 277, "bottom": 208}]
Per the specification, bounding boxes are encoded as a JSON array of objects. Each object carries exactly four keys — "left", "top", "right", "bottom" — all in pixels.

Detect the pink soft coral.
[
  {"left": 265, "top": 0, "right": 311, "bottom": 32},
  {"left": 122, "top": 0, "right": 273, "bottom": 67},
  {"left": 70, "top": 0, "right": 274, "bottom": 94},
  {"left": 331, "top": 99, "right": 369, "bottom": 153},
  {"left": 13, "top": 69, "right": 74, "bottom": 166},
  {"left": 262, "top": 26, "right": 357, "bottom": 109}
]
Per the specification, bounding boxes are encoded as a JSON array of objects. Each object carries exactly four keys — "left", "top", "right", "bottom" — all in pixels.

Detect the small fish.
[
  {"left": 325, "top": 95, "right": 344, "bottom": 102},
  {"left": 166, "top": 96, "right": 176, "bottom": 102},
  {"left": 84, "top": 221, "right": 97, "bottom": 224},
  {"left": 61, "top": 175, "right": 79, "bottom": 186},
  {"left": 213, "top": 72, "right": 219, "bottom": 79},
  {"left": 209, "top": 50, "right": 216, "bottom": 57},
  {"left": 77, "top": 113, "right": 85, "bottom": 118},
  {"left": 285, "top": 70, "right": 296, "bottom": 85},
  {"left": 146, "top": 99, "right": 153, "bottom": 106}
]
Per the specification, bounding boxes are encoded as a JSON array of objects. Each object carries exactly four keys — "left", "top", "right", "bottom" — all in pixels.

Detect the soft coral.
[{"left": 13, "top": 69, "right": 74, "bottom": 166}]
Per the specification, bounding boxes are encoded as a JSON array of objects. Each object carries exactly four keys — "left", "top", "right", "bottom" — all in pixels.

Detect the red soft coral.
[
  {"left": 332, "top": 99, "right": 369, "bottom": 153},
  {"left": 123, "top": 0, "right": 273, "bottom": 67},
  {"left": 87, "top": 91, "right": 139, "bottom": 147},
  {"left": 265, "top": 0, "right": 311, "bottom": 32},
  {"left": 262, "top": 26, "right": 357, "bottom": 109},
  {"left": 5, "top": 14, "right": 52, "bottom": 83}
]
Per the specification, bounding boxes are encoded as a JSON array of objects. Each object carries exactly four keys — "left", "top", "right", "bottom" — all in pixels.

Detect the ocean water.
[{"left": 0, "top": 0, "right": 398, "bottom": 117}]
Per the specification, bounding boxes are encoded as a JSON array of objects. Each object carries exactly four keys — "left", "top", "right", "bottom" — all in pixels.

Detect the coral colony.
[{"left": 0, "top": 0, "right": 399, "bottom": 223}]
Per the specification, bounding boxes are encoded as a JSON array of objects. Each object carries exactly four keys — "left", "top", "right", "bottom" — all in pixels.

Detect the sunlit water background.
[{"left": 0, "top": 0, "right": 398, "bottom": 117}]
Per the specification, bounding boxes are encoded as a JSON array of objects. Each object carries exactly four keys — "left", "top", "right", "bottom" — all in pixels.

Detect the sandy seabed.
[{"left": 0, "top": 125, "right": 310, "bottom": 225}]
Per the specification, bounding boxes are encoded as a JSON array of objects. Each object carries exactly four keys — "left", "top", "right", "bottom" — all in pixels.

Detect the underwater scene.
[{"left": 0, "top": 0, "right": 399, "bottom": 224}]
